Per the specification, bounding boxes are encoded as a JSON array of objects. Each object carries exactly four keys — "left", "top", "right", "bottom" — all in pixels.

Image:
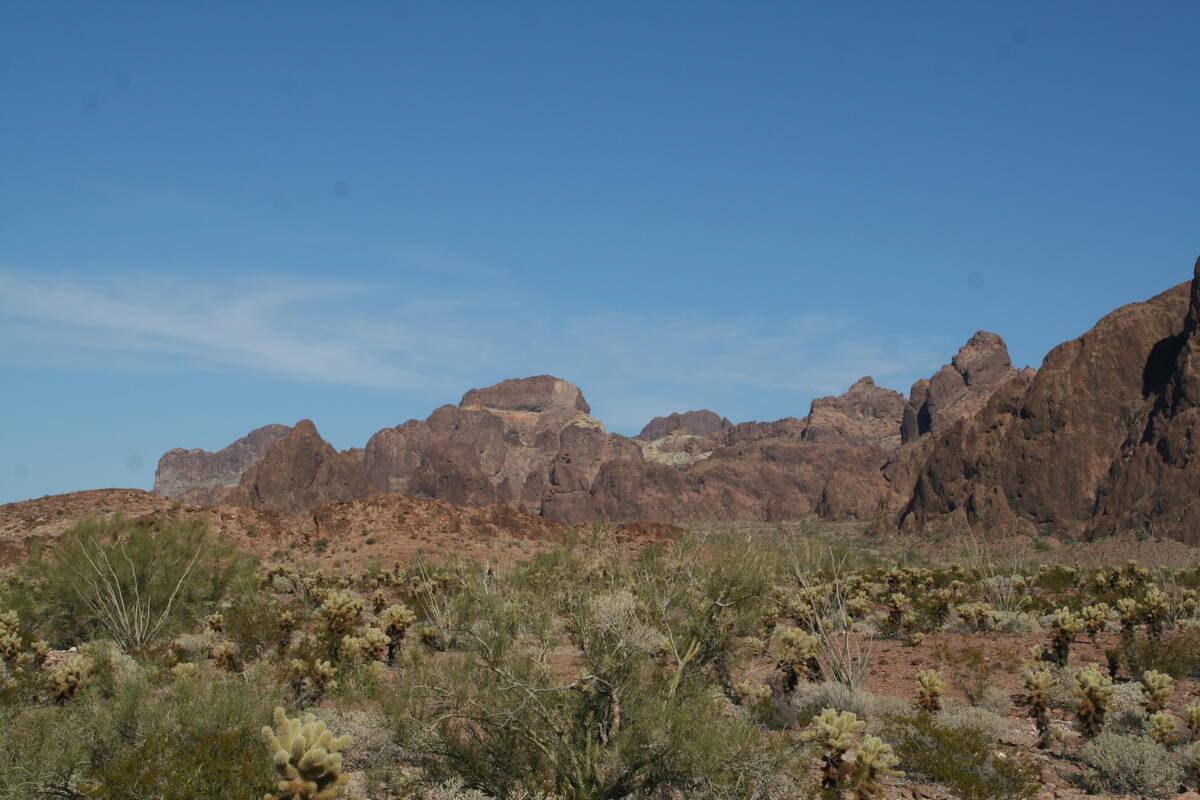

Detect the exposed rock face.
[
  {"left": 154, "top": 424, "right": 293, "bottom": 500},
  {"left": 460, "top": 375, "right": 590, "bottom": 414},
  {"left": 155, "top": 326, "right": 1029, "bottom": 526},
  {"left": 636, "top": 410, "right": 730, "bottom": 441},
  {"left": 898, "top": 280, "right": 1194, "bottom": 536},
  {"left": 1088, "top": 258, "right": 1200, "bottom": 541},
  {"left": 362, "top": 377, "right": 639, "bottom": 519},
  {"left": 900, "top": 332, "right": 1023, "bottom": 444},
  {"left": 803, "top": 377, "right": 906, "bottom": 448},
  {"left": 228, "top": 420, "right": 372, "bottom": 515}
]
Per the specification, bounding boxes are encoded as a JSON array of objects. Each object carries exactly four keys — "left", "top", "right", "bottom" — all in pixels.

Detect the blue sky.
[{"left": 2, "top": 2, "right": 1198, "bottom": 503}]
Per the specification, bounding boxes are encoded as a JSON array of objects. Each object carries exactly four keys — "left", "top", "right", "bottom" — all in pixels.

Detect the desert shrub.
[
  {"left": 225, "top": 594, "right": 302, "bottom": 662},
  {"left": 791, "top": 681, "right": 885, "bottom": 724},
  {"left": 1119, "top": 628, "right": 1200, "bottom": 679},
  {"left": 880, "top": 712, "right": 1039, "bottom": 800},
  {"left": 3, "top": 516, "right": 256, "bottom": 651},
  {"left": 0, "top": 668, "right": 281, "bottom": 799},
  {"left": 932, "top": 642, "right": 1016, "bottom": 706},
  {"left": 1079, "top": 731, "right": 1184, "bottom": 797},
  {"left": 392, "top": 539, "right": 793, "bottom": 800},
  {"left": 938, "top": 702, "right": 1010, "bottom": 743}
]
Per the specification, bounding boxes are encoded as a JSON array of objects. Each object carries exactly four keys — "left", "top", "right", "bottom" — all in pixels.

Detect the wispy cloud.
[{"left": 0, "top": 267, "right": 950, "bottom": 426}]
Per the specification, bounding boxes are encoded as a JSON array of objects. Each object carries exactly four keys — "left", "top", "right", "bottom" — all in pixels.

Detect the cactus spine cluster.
[
  {"left": 1148, "top": 711, "right": 1180, "bottom": 746},
  {"left": 913, "top": 670, "right": 943, "bottom": 713},
  {"left": 262, "top": 707, "right": 351, "bottom": 800},
  {"left": 1018, "top": 664, "right": 1056, "bottom": 748},
  {"left": 773, "top": 627, "right": 822, "bottom": 691},
  {"left": 1047, "top": 608, "right": 1080, "bottom": 667},
  {"left": 1072, "top": 663, "right": 1114, "bottom": 738},
  {"left": 803, "top": 708, "right": 901, "bottom": 799},
  {"left": 48, "top": 654, "right": 89, "bottom": 704},
  {"left": 1140, "top": 670, "right": 1174, "bottom": 714}
]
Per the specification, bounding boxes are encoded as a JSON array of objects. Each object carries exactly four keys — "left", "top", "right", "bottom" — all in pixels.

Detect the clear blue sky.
[{"left": 2, "top": 2, "right": 1198, "bottom": 503}]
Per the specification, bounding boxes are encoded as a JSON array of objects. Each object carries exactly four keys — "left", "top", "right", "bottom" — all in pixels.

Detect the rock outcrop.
[
  {"left": 900, "top": 332, "right": 1025, "bottom": 444},
  {"left": 227, "top": 420, "right": 372, "bottom": 515},
  {"left": 1088, "top": 258, "right": 1200, "bottom": 541},
  {"left": 155, "top": 326, "right": 1027, "bottom": 525},
  {"left": 636, "top": 410, "right": 731, "bottom": 441},
  {"left": 154, "top": 424, "right": 293, "bottom": 501},
  {"left": 897, "top": 279, "right": 1194, "bottom": 536},
  {"left": 803, "top": 376, "right": 906, "bottom": 448}
]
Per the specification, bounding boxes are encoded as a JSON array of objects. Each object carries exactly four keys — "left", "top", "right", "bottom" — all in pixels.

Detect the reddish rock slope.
[{"left": 898, "top": 277, "right": 1193, "bottom": 536}]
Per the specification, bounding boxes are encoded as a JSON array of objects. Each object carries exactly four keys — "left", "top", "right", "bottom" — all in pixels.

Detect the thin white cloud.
[{"left": 0, "top": 268, "right": 952, "bottom": 420}]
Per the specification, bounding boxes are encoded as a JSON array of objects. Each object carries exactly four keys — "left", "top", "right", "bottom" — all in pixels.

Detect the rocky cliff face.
[
  {"left": 1087, "top": 258, "right": 1200, "bottom": 542},
  {"left": 154, "top": 424, "right": 294, "bottom": 501},
  {"left": 900, "top": 331, "right": 1026, "bottom": 444},
  {"left": 897, "top": 277, "right": 1194, "bottom": 537},
  {"left": 154, "top": 331, "right": 1028, "bottom": 524},
  {"left": 803, "top": 376, "right": 906, "bottom": 448},
  {"left": 226, "top": 420, "right": 372, "bottom": 515}
]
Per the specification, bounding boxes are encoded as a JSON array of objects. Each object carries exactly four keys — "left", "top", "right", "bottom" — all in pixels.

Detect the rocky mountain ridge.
[
  {"left": 156, "top": 330, "right": 1022, "bottom": 525},
  {"left": 154, "top": 257, "right": 1200, "bottom": 543}
]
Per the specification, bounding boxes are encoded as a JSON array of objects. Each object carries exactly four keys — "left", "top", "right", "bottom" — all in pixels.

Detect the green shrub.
[
  {"left": 880, "top": 712, "right": 1039, "bottom": 800},
  {"left": 0, "top": 669, "right": 281, "bottom": 799},
  {"left": 3, "top": 516, "right": 255, "bottom": 651},
  {"left": 1079, "top": 731, "right": 1184, "bottom": 797},
  {"left": 1119, "top": 628, "right": 1200, "bottom": 679}
]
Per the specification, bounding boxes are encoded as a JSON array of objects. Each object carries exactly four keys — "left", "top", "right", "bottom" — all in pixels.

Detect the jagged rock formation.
[
  {"left": 803, "top": 377, "right": 906, "bottom": 448},
  {"left": 897, "top": 275, "right": 1194, "bottom": 537},
  {"left": 1088, "top": 258, "right": 1200, "bottom": 541},
  {"left": 900, "top": 332, "right": 1026, "bottom": 443},
  {"left": 154, "top": 424, "right": 293, "bottom": 500},
  {"left": 361, "top": 376, "right": 640, "bottom": 519},
  {"left": 637, "top": 410, "right": 731, "bottom": 441},
  {"left": 152, "top": 328, "right": 1051, "bottom": 528},
  {"left": 227, "top": 420, "right": 372, "bottom": 515}
]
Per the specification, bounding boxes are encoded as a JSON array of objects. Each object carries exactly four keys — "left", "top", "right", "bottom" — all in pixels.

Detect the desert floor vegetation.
[{"left": 5, "top": 516, "right": 1200, "bottom": 798}]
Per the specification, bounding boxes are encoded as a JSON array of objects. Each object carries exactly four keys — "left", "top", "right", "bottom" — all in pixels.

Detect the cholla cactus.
[
  {"left": 0, "top": 611, "right": 22, "bottom": 663},
  {"left": 262, "top": 707, "right": 351, "bottom": 800},
  {"left": 319, "top": 592, "right": 363, "bottom": 635},
  {"left": 278, "top": 608, "right": 299, "bottom": 652},
  {"left": 913, "top": 670, "right": 943, "bottom": 713},
  {"left": 29, "top": 640, "right": 50, "bottom": 668},
  {"left": 202, "top": 612, "right": 224, "bottom": 633},
  {"left": 289, "top": 659, "right": 338, "bottom": 705},
  {"left": 48, "top": 655, "right": 89, "bottom": 704},
  {"left": 337, "top": 635, "right": 364, "bottom": 665},
  {"left": 928, "top": 588, "right": 954, "bottom": 629},
  {"left": 1047, "top": 608, "right": 1081, "bottom": 667},
  {"left": 1142, "top": 586, "right": 1170, "bottom": 640},
  {"left": 1072, "top": 663, "right": 1114, "bottom": 738},
  {"left": 885, "top": 593, "right": 911, "bottom": 637},
  {"left": 773, "top": 627, "right": 822, "bottom": 691},
  {"left": 1148, "top": 711, "right": 1180, "bottom": 746},
  {"left": 846, "top": 592, "right": 871, "bottom": 620},
  {"left": 1019, "top": 664, "right": 1056, "bottom": 748},
  {"left": 1184, "top": 703, "right": 1200, "bottom": 739},
  {"left": 359, "top": 627, "right": 389, "bottom": 663},
  {"left": 1079, "top": 603, "right": 1109, "bottom": 642},
  {"left": 379, "top": 603, "right": 417, "bottom": 664},
  {"left": 803, "top": 708, "right": 866, "bottom": 790},
  {"left": 370, "top": 589, "right": 387, "bottom": 615},
  {"left": 171, "top": 662, "right": 199, "bottom": 682},
  {"left": 1116, "top": 597, "right": 1141, "bottom": 649},
  {"left": 1140, "top": 670, "right": 1174, "bottom": 713},
  {"left": 854, "top": 735, "right": 903, "bottom": 799},
  {"left": 212, "top": 641, "right": 240, "bottom": 672},
  {"left": 957, "top": 602, "right": 1000, "bottom": 632},
  {"left": 732, "top": 681, "right": 773, "bottom": 715}
]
